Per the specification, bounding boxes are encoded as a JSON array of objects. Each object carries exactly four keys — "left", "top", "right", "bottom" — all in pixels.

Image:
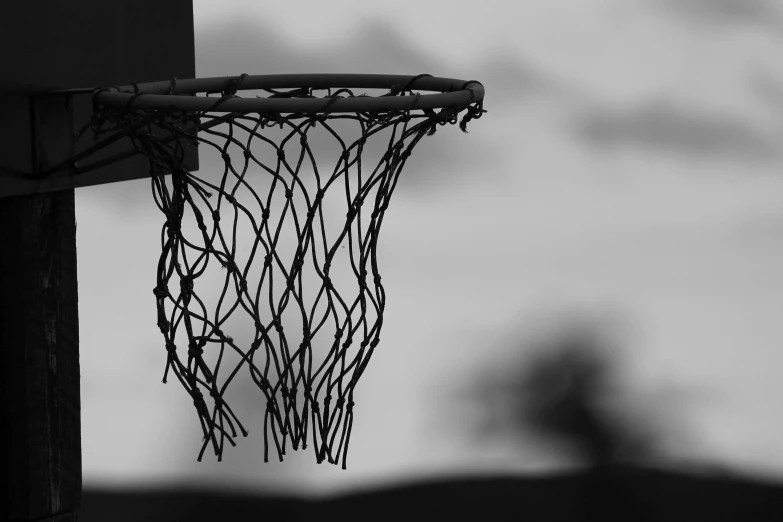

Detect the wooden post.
[{"left": 0, "top": 191, "right": 82, "bottom": 519}]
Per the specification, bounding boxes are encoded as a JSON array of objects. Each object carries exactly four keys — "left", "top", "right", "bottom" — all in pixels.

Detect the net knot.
[
  {"left": 188, "top": 342, "right": 203, "bottom": 358},
  {"left": 166, "top": 226, "right": 179, "bottom": 239},
  {"left": 222, "top": 259, "right": 236, "bottom": 272},
  {"left": 153, "top": 285, "right": 169, "bottom": 299},
  {"left": 191, "top": 388, "right": 208, "bottom": 413}
]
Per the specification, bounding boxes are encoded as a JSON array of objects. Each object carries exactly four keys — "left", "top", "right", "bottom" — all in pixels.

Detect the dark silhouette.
[{"left": 463, "top": 318, "right": 660, "bottom": 518}]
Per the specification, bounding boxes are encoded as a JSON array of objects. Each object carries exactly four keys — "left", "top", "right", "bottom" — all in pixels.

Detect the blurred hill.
[{"left": 81, "top": 467, "right": 783, "bottom": 521}]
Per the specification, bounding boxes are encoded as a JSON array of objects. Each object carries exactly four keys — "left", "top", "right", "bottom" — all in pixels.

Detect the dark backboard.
[{"left": 0, "top": 0, "right": 198, "bottom": 198}]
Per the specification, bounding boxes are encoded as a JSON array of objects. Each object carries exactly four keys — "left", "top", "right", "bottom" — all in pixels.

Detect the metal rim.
[{"left": 92, "top": 73, "right": 485, "bottom": 114}]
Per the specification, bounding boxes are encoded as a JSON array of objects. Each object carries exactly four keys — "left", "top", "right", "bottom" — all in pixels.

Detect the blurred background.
[{"left": 77, "top": 0, "right": 783, "bottom": 500}]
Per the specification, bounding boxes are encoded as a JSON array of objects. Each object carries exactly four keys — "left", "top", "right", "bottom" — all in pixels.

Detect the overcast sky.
[{"left": 76, "top": 0, "right": 783, "bottom": 495}]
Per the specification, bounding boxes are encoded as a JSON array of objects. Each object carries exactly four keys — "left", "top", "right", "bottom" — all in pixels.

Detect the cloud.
[
  {"left": 750, "top": 71, "right": 783, "bottom": 121},
  {"left": 656, "top": 0, "right": 783, "bottom": 31},
  {"left": 573, "top": 99, "right": 780, "bottom": 163}
]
